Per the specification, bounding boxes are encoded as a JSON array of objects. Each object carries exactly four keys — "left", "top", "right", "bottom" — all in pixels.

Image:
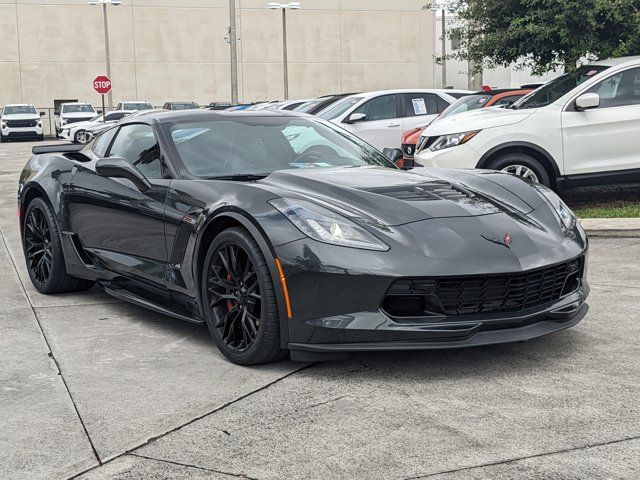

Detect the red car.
[{"left": 398, "top": 89, "right": 533, "bottom": 168}]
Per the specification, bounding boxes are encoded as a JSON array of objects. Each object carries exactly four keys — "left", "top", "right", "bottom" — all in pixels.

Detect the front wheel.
[
  {"left": 74, "top": 130, "right": 91, "bottom": 144},
  {"left": 23, "top": 197, "right": 94, "bottom": 294},
  {"left": 488, "top": 152, "right": 551, "bottom": 187},
  {"left": 201, "top": 227, "right": 285, "bottom": 365}
]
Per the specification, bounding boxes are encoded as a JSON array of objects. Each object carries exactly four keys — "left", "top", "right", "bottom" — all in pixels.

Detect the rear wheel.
[
  {"left": 23, "top": 197, "right": 94, "bottom": 294},
  {"left": 201, "top": 227, "right": 285, "bottom": 365},
  {"left": 488, "top": 152, "right": 551, "bottom": 186}
]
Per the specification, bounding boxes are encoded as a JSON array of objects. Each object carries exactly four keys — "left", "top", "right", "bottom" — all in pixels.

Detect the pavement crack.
[
  {"left": 402, "top": 434, "right": 640, "bottom": 479},
  {"left": 66, "top": 362, "right": 315, "bottom": 479},
  {"left": 309, "top": 395, "right": 347, "bottom": 409},
  {"left": 129, "top": 453, "right": 259, "bottom": 479},
  {"left": 0, "top": 228, "right": 103, "bottom": 467}
]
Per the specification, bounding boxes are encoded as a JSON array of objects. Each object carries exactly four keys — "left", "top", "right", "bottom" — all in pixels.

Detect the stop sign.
[{"left": 93, "top": 75, "right": 112, "bottom": 94}]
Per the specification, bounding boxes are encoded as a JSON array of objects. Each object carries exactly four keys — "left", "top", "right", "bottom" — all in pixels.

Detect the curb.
[{"left": 579, "top": 219, "right": 640, "bottom": 238}]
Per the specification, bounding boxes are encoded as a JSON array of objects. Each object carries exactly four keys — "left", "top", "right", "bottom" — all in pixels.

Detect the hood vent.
[{"left": 367, "top": 182, "right": 471, "bottom": 202}]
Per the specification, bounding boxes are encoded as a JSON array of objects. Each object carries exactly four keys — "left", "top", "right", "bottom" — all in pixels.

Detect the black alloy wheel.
[
  {"left": 202, "top": 227, "right": 284, "bottom": 365},
  {"left": 22, "top": 197, "right": 94, "bottom": 294},
  {"left": 24, "top": 205, "right": 53, "bottom": 285}
]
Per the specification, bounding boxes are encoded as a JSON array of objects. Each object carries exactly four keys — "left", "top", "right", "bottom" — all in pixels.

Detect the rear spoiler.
[{"left": 32, "top": 144, "right": 85, "bottom": 155}]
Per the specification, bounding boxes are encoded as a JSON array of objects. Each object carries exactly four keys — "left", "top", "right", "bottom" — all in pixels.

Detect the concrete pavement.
[{"left": 1, "top": 140, "right": 638, "bottom": 479}]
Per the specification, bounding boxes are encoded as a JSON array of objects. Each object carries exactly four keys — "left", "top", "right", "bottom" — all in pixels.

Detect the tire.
[
  {"left": 0, "top": 134, "right": 4, "bottom": 143},
  {"left": 488, "top": 152, "right": 551, "bottom": 187},
  {"left": 37, "top": 134, "right": 44, "bottom": 142},
  {"left": 74, "top": 130, "right": 89, "bottom": 144},
  {"left": 23, "top": 197, "right": 95, "bottom": 294},
  {"left": 201, "top": 227, "right": 285, "bottom": 365}
]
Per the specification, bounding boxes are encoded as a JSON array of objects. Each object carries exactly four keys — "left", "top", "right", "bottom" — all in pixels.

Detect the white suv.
[
  {"left": 55, "top": 103, "right": 97, "bottom": 136},
  {"left": 116, "top": 101, "right": 154, "bottom": 111},
  {"left": 317, "top": 89, "right": 474, "bottom": 151},
  {"left": 1, "top": 104, "right": 44, "bottom": 142},
  {"left": 415, "top": 56, "right": 640, "bottom": 189}
]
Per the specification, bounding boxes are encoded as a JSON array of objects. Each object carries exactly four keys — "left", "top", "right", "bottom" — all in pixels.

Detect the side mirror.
[
  {"left": 95, "top": 157, "right": 152, "bottom": 192},
  {"left": 39, "top": 112, "right": 46, "bottom": 117},
  {"left": 344, "top": 112, "right": 367, "bottom": 124},
  {"left": 96, "top": 109, "right": 103, "bottom": 114},
  {"left": 382, "top": 148, "right": 403, "bottom": 163},
  {"left": 575, "top": 93, "right": 600, "bottom": 111}
]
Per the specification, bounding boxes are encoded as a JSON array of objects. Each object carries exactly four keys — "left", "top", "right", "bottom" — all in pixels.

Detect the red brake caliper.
[{"left": 226, "top": 273, "right": 234, "bottom": 311}]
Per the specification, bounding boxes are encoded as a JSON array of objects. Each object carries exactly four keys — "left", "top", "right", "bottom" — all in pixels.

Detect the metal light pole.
[
  {"left": 88, "top": 0, "right": 122, "bottom": 110},
  {"left": 267, "top": 2, "right": 300, "bottom": 100},
  {"left": 228, "top": 0, "right": 239, "bottom": 105},
  {"left": 423, "top": 3, "right": 447, "bottom": 88}
]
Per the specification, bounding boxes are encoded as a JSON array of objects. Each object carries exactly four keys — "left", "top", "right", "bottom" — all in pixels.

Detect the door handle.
[{"left": 387, "top": 123, "right": 401, "bottom": 127}]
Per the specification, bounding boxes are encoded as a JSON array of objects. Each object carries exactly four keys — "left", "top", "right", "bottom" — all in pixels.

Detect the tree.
[{"left": 448, "top": 0, "right": 640, "bottom": 75}]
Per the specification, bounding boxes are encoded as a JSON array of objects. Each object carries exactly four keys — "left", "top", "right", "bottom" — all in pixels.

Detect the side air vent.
[{"left": 368, "top": 182, "right": 471, "bottom": 202}]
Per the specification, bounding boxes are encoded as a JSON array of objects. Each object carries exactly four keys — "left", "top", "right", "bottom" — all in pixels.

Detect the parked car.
[
  {"left": 59, "top": 110, "right": 131, "bottom": 144},
  {"left": 55, "top": 103, "right": 97, "bottom": 136},
  {"left": 1, "top": 104, "right": 44, "bottom": 142},
  {"left": 415, "top": 56, "right": 640, "bottom": 189},
  {"left": 267, "top": 98, "right": 315, "bottom": 111},
  {"left": 19, "top": 110, "right": 588, "bottom": 365},
  {"left": 293, "top": 93, "right": 359, "bottom": 115},
  {"left": 163, "top": 102, "right": 199, "bottom": 111},
  {"left": 317, "top": 89, "right": 474, "bottom": 151},
  {"left": 116, "top": 101, "right": 154, "bottom": 111},
  {"left": 208, "top": 102, "right": 233, "bottom": 110},
  {"left": 399, "top": 89, "right": 532, "bottom": 168}
]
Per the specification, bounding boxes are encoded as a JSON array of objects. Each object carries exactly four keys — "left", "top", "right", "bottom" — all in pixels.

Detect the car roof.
[
  {"left": 355, "top": 88, "right": 475, "bottom": 98},
  {"left": 4, "top": 103, "right": 35, "bottom": 107},
  {"left": 587, "top": 55, "right": 640, "bottom": 67},
  {"left": 129, "top": 109, "right": 312, "bottom": 125}
]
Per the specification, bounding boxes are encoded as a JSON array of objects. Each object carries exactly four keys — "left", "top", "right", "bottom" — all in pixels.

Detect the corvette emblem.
[{"left": 482, "top": 233, "right": 513, "bottom": 249}]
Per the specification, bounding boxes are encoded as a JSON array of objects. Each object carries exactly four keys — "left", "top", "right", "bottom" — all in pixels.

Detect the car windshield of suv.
[
  {"left": 63, "top": 104, "right": 95, "bottom": 113},
  {"left": 511, "top": 65, "right": 610, "bottom": 109},
  {"left": 172, "top": 103, "right": 199, "bottom": 110},
  {"left": 126, "top": 103, "right": 153, "bottom": 110},
  {"left": 293, "top": 100, "right": 322, "bottom": 112},
  {"left": 165, "top": 116, "right": 395, "bottom": 178},
  {"left": 3, "top": 105, "right": 37, "bottom": 115},
  {"left": 317, "top": 97, "right": 364, "bottom": 120},
  {"left": 439, "top": 94, "right": 492, "bottom": 119}
]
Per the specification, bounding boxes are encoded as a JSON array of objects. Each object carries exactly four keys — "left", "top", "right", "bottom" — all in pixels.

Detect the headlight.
[
  {"left": 430, "top": 130, "right": 480, "bottom": 151},
  {"left": 270, "top": 198, "right": 389, "bottom": 251},
  {"left": 534, "top": 184, "right": 576, "bottom": 230}
]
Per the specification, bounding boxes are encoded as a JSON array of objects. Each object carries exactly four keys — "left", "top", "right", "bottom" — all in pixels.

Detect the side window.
[
  {"left": 92, "top": 127, "right": 118, "bottom": 157},
  {"left": 352, "top": 94, "right": 398, "bottom": 122},
  {"left": 436, "top": 96, "right": 451, "bottom": 113},
  {"left": 105, "top": 112, "right": 124, "bottom": 122},
  {"left": 402, "top": 93, "right": 437, "bottom": 117},
  {"left": 108, "top": 124, "right": 164, "bottom": 179},
  {"left": 163, "top": 103, "right": 170, "bottom": 110},
  {"left": 587, "top": 67, "right": 640, "bottom": 108}
]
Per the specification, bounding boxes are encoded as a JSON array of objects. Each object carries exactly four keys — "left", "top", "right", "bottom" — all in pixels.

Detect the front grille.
[
  {"left": 6, "top": 119, "right": 37, "bottom": 128},
  {"left": 368, "top": 182, "right": 470, "bottom": 202},
  {"left": 65, "top": 118, "right": 88, "bottom": 125},
  {"left": 382, "top": 257, "right": 584, "bottom": 318}
]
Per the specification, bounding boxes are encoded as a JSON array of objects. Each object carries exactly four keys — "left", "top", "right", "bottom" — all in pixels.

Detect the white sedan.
[
  {"left": 60, "top": 110, "right": 130, "bottom": 143},
  {"left": 316, "top": 89, "right": 474, "bottom": 151}
]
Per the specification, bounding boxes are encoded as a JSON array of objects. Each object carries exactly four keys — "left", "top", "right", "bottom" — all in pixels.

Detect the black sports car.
[{"left": 18, "top": 110, "right": 589, "bottom": 365}]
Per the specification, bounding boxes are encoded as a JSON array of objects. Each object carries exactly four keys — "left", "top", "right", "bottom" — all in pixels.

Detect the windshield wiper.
[{"left": 209, "top": 174, "right": 269, "bottom": 181}]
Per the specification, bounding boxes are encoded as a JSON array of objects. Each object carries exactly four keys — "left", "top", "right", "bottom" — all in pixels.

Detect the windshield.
[
  {"left": 317, "top": 96, "right": 364, "bottom": 120},
  {"left": 440, "top": 94, "right": 492, "bottom": 119},
  {"left": 293, "top": 100, "right": 321, "bottom": 112},
  {"left": 511, "top": 65, "right": 610, "bottom": 109},
  {"left": 3, "top": 105, "right": 37, "bottom": 115},
  {"left": 63, "top": 104, "right": 95, "bottom": 113},
  {"left": 125, "top": 103, "right": 153, "bottom": 110},
  {"left": 165, "top": 116, "right": 396, "bottom": 178},
  {"left": 172, "top": 103, "right": 199, "bottom": 110}
]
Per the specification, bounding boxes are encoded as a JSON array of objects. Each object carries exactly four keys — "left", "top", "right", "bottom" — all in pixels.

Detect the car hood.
[
  {"left": 65, "top": 120, "right": 99, "bottom": 130},
  {"left": 2, "top": 114, "right": 40, "bottom": 121},
  {"left": 422, "top": 107, "right": 533, "bottom": 137},
  {"left": 61, "top": 112, "right": 96, "bottom": 119},
  {"left": 260, "top": 166, "right": 545, "bottom": 227}
]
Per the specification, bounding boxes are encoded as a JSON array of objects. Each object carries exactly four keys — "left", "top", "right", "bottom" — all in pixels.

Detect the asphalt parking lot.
[{"left": 1, "top": 140, "right": 639, "bottom": 480}]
